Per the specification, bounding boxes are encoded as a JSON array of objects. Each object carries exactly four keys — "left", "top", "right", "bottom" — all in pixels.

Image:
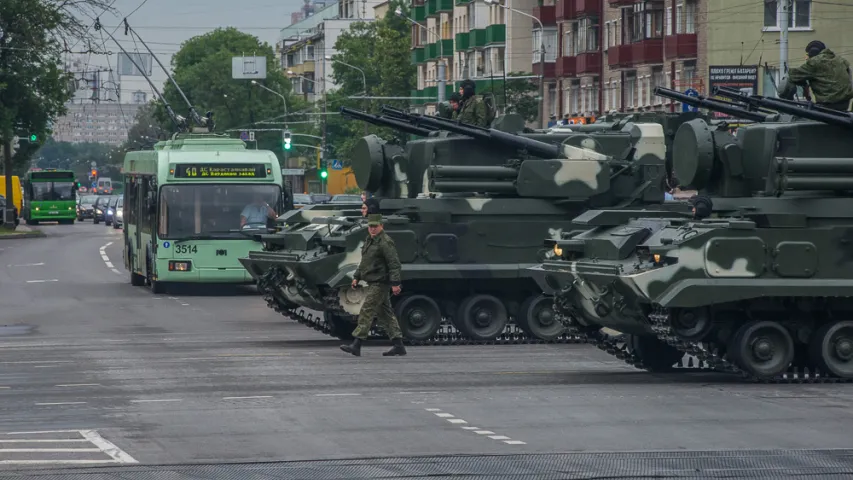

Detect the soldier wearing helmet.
[
  {"left": 452, "top": 79, "right": 488, "bottom": 126},
  {"left": 778, "top": 40, "right": 853, "bottom": 111}
]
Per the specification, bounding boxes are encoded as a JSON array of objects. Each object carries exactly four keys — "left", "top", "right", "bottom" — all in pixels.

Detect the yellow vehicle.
[{"left": 0, "top": 176, "right": 23, "bottom": 213}]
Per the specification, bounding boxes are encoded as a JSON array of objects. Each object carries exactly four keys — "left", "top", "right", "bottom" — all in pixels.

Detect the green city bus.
[
  {"left": 122, "top": 134, "right": 285, "bottom": 293},
  {"left": 22, "top": 169, "right": 78, "bottom": 225}
]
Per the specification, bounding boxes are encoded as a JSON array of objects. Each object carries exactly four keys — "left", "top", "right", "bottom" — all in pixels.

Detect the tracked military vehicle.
[
  {"left": 531, "top": 86, "right": 853, "bottom": 382},
  {"left": 241, "top": 107, "right": 693, "bottom": 345}
]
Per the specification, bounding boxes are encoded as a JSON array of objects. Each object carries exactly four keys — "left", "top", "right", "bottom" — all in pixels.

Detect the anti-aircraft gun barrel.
[
  {"left": 379, "top": 106, "right": 561, "bottom": 159},
  {"left": 654, "top": 87, "right": 774, "bottom": 123},
  {"left": 431, "top": 165, "right": 518, "bottom": 179},
  {"left": 430, "top": 181, "right": 518, "bottom": 194},
  {"left": 339, "top": 107, "right": 436, "bottom": 137},
  {"left": 712, "top": 87, "right": 853, "bottom": 129}
]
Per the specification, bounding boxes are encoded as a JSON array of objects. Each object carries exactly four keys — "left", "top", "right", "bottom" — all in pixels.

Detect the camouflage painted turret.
[
  {"left": 240, "top": 109, "right": 693, "bottom": 345},
  {"left": 530, "top": 86, "right": 853, "bottom": 382}
]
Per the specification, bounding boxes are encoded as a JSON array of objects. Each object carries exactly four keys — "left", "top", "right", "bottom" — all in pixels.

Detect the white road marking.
[
  {"left": 397, "top": 391, "right": 439, "bottom": 395},
  {"left": 423, "top": 408, "right": 526, "bottom": 446},
  {"left": 130, "top": 399, "right": 182, "bottom": 403},
  {"left": 6, "top": 430, "right": 82, "bottom": 435},
  {"left": 56, "top": 384, "right": 101, "bottom": 387},
  {"left": 99, "top": 242, "right": 122, "bottom": 275},
  {"left": 223, "top": 396, "right": 273, "bottom": 400},
  {"left": 8, "top": 262, "right": 44, "bottom": 267},
  {"left": 0, "top": 387, "right": 9, "bottom": 389},
  {"left": 35, "top": 402, "right": 87, "bottom": 406},
  {"left": 314, "top": 393, "right": 361, "bottom": 397},
  {"left": 0, "top": 460, "right": 121, "bottom": 465},
  {"left": 81, "top": 429, "right": 138, "bottom": 464},
  {"left": 26, "top": 279, "right": 58, "bottom": 283},
  {"left": 180, "top": 303, "right": 189, "bottom": 306},
  {"left": 0, "top": 361, "right": 72, "bottom": 364}
]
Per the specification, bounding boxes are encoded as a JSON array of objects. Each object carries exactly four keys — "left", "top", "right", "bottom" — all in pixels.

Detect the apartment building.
[
  {"left": 410, "top": 0, "right": 553, "bottom": 114},
  {"left": 51, "top": 103, "right": 141, "bottom": 146},
  {"left": 278, "top": 0, "right": 385, "bottom": 102},
  {"left": 551, "top": 0, "right": 850, "bottom": 117}
]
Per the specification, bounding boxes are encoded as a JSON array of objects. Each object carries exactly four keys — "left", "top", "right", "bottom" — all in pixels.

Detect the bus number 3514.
[{"left": 175, "top": 244, "right": 198, "bottom": 254}]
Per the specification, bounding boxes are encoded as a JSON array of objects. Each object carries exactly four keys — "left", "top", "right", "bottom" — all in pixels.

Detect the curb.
[{"left": 0, "top": 231, "right": 46, "bottom": 240}]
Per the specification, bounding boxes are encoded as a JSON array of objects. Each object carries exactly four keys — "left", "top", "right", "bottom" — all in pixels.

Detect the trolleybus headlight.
[
  {"left": 34, "top": 207, "right": 40, "bottom": 211},
  {"left": 168, "top": 261, "right": 191, "bottom": 272}
]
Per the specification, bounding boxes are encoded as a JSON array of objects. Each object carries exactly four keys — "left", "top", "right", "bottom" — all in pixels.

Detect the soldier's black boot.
[
  {"left": 383, "top": 338, "right": 407, "bottom": 356},
  {"left": 340, "top": 338, "right": 362, "bottom": 356}
]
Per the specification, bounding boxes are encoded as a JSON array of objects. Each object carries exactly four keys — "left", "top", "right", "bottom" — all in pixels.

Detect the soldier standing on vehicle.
[
  {"left": 778, "top": 40, "right": 853, "bottom": 111},
  {"left": 340, "top": 209, "right": 407, "bottom": 357},
  {"left": 453, "top": 79, "right": 488, "bottom": 126}
]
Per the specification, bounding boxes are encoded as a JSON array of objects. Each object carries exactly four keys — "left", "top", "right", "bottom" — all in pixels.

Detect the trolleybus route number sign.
[{"left": 173, "top": 164, "right": 268, "bottom": 178}]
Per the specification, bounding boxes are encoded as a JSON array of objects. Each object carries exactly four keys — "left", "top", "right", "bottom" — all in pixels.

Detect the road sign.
[
  {"left": 231, "top": 56, "right": 268, "bottom": 80},
  {"left": 330, "top": 159, "right": 343, "bottom": 170},
  {"left": 249, "top": 131, "right": 255, "bottom": 142},
  {"left": 281, "top": 168, "right": 305, "bottom": 176},
  {"left": 239, "top": 131, "right": 249, "bottom": 141}
]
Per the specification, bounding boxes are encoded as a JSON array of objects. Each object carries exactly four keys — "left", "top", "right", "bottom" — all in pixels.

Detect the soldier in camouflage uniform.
[
  {"left": 340, "top": 211, "right": 407, "bottom": 357},
  {"left": 452, "top": 79, "right": 488, "bottom": 126},
  {"left": 778, "top": 40, "right": 853, "bottom": 111}
]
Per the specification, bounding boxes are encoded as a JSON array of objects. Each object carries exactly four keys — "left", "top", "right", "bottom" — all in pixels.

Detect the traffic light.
[
  {"left": 29, "top": 134, "right": 37, "bottom": 142},
  {"left": 283, "top": 130, "right": 292, "bottom": 150},
  {"left": 319, "top": 157, "right": 328, "bottom": 180},
  {"left": 91, "top": 169, "right": 97, "bottom": 177},
  {"left": 9, "top": 136, "right": 19, "bottom": 156}
]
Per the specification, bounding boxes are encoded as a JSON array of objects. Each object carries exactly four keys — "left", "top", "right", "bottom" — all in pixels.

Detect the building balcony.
[
  {"left": 413, "top": 5, "right": 426, "bottom": 21},
  {"left": 631, "top": 38, "right": 664, "bottom": 65},
  {"left": 455, "top": 0, "right": 471, "bottom": 5},
  {"left": 437, "top": 38, "right": 453, "bottom": 57},
  {"left": 411, "top": 47, "right": 425, "bottom": 64},
  {"left": 532, "top": 60, "right": 557, "bottom": 79},
  {"left": 555, "top": 56, "right": 576, "bottom": 77},
  {"left": 470, "top": 28, "right": 487, "bottom": 48},
  {"left": 609, "top": 0, "right": 637, "bottom": 6},
  {"left": 574, "top": 0, "right": 601, "bottom": 17},
  {"left": 608, "top": 39, "right": 663, "bottom": 68},
  {"left": 426, "top": 42, "right": 439, "bottom": 60},
  {"left": 664, "top": 33, "right": 697, "bottom": 60},
  {"left": 532, "top": 5, "right": 556, "bottom": 26},
  {"left": 289, "top": 61, "right": 315, "bottom": 75},
  {"left": 556, "top": 0, "right": 575, "bottom": 20},
  {"left": 455, "top": 32, "right": 470, "bottom": 50},
  {"left": 575, "top": 51, "right": 601, "bottom": 75},
  {"left": 485, "top": 24, "right": 506, "bottom": 45},
  {"left": 424, "top": 86, "right": 438, "bottom": 103},
  {"left": 426, "top": 0, "right": 453, "bottom": 17}
]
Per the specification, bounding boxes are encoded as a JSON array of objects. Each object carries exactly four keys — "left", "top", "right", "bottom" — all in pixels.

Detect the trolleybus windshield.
[{"left": 157, "top": 184, "right": 281, "bottom": 240}]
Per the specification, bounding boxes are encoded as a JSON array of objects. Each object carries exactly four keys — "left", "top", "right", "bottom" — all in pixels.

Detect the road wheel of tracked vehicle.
[
  {"left": 809, "top": 320, "right": 853, "bottom": 379},
  {"left": 731, "top": 321, "right": 795, "bottom": 379},
  {"left": 456, "top": 294, "right": 509, "bottom": 342},
  {"left": 670, "top": 308, "right": 713, "bottom": 342},
  {"left": 517, "top": 295, "right": 565, "bottom": 341},
  {"left": 394, "top": 295, "right": 442, "bottom": 341},
  {"left": 323, "top": 311, "right": 354, "bottom": 341},
  {"left": 628, "top": 335, "right": 686, "bottom": 372}
]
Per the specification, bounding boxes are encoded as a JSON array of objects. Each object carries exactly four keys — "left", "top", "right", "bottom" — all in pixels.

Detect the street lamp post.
[
  {"left": 483, "top": 0, "right": 546, "bottom": 129},
  {"left": 325, "top": 56, "right": 369, "bottom": 135},
  {"left": 395, "top": 7, "right": 446, "bottom": 103},
  {"left": 250, "top": 80, "right": 289, "bottom": 129}
]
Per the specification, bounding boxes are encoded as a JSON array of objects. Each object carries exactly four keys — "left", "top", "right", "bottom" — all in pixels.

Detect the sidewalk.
[{"left": 0, "top": 223, "right": 45, "bottom": 240}]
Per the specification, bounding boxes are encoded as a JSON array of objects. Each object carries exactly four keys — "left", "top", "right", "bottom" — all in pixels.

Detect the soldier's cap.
[
  {"left": 460, "top": 79, "right": 476, "bottom": 90},
  {"left": 367, "top": 213, "right": 383, "bottom": 226},
  {"left": 806, "top": 40, "right": 826, "bottom": 57}
]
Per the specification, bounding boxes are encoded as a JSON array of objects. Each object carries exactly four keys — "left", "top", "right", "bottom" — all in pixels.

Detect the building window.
[
  {"left": 564, "top": 22, "right": 578, "bottom": 57},
  {"left": 306, "top": 45, "right": 314, "bottom": 60},
  {"left": 652, "top": 67, "right": 664, "bottom": 104},
  {"left": 684, "top": 0, "right": 696, "bottom": 33},
  {"left": 570, "top": 80, "right": 580, "bottom": 114},
  {"left": 627, "top": 3, "right": 663, "bottom": 43},
  {"left": 764, "top": 0, "right": 811, "bottom": 29},
  {"left": 625, "top": 73, "right": 636, "bottom": 108},
  {"left": 577, "top": 17, "right": 599, "bottom": 53},
  {"left": 533, "top": 28, "right": 558, "bottom": 63},
  {"left": 548, "top": 83, "right": 557, "bottom": 117}
]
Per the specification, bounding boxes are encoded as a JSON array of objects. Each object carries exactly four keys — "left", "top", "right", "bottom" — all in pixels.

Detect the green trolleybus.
[
  {"left": 22, "top": 169, "right": 78, "bottom": 225},
  {"left": 122, "top": 134, "right": 285, "bottom": 293}
]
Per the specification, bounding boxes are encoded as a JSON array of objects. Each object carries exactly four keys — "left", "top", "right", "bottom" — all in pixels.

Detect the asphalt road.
[{"left": 2, "top": 221, "right": 853, "bottom": 477}]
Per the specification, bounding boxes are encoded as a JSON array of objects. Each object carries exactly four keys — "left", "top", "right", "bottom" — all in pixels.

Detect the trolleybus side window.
[{"left": 126, "top": 177, "right": 138, "bottom": 225}]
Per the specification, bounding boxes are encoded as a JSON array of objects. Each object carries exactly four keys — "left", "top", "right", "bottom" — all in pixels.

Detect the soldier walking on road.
[
  {"left": 340, "top": 207, "right": 407, "bottom": 357},
  {"left": 778, "top": 40, "right": 853, "bottom": 111}
]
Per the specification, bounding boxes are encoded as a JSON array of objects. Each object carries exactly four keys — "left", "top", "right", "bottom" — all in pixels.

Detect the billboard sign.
[{"left": 708, "top": 65, "right": 759, "bottom": 118}]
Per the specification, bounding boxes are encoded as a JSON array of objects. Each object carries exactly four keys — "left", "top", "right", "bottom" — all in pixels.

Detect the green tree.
[
  {"left": 479, "top": 72, "right": 539, "bottom": 123},
  {"left": 0, "top": 0, "right": 112, "bottom": 225},
  {"left": 325, "top": 2, "right": 417, "bottom": 165},
  {"left": 160, "top": 27, "right": 309, "bottom": 165}
]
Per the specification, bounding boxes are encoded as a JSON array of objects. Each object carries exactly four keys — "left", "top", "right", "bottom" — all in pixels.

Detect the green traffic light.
[
  {"left": 320, "top": 170, "right": 328, "bottom": 179},
  {"left": 284, "top": 143, "right": 291, "bottom": 150},
  {"left": 29, "top": 134, "right": 37, "bottom": 142}
]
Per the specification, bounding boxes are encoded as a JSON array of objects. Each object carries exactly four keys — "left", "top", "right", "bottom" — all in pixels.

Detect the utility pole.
[
  {"left": 779, "top": 0, "right": 790, "bottom": 82},
  {"left": 538, "top": 39, "right": 545, "bottom": 129},
  {"left": 438, "top": 59, "right": 446, "bottom": 103}
]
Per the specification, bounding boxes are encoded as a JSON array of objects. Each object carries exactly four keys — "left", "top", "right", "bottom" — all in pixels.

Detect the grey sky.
[{"left": 78, "top": 0, "right": 304, "bottom": 84}]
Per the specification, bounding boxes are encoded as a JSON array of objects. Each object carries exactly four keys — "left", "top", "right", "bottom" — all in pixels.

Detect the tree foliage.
[
  {"left": 479, "top": 72, "right": 539, "bottom": 123},
  {"left": 159, "top": 27, "right": 310, "bottom": 164},
  {"left": 0, "top": 0, "right": 112, "bottom": 173},
  {"left": 325, "top": 2, "right": 417, "bottom": 164}
]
